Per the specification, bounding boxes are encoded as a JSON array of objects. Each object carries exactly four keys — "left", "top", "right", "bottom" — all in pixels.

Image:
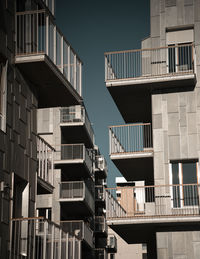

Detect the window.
[
  {"left": 0, "top": 60, "right": 7, "bottom": 132},
  {"left": 169, "top": 160, "right": 199, "bottom": 207},
  {"left": 168, "top": 44, "right": 193, "bottom": 73}
]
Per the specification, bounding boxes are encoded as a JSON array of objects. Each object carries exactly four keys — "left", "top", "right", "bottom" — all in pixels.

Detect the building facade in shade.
[
  {"left": 0, "top": 0, "right": 116, "bottom": 258},
  {"left": 105, "top": 0, "right": 200, "bottom": 258}
]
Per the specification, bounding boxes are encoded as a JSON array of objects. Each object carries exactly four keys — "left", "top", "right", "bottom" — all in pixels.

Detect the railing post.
[
  {"left": 74, "top": 54, "right": 77, "bottom": 90},
  {"left": 68, "top": 46, "right": 71, "bottom": 82},
  {"left": 51, "top": 223, "right": 55, "bottom": 259},
  {"left": 53, "top": 26, "right": 56, "bottom": 64},
  {"left": 45, "top": 15, "right": 49, "bottom": 55},
  {"left": 61, "top": 36, "right": 64, "bottom": 73},
  {"left": 43, "top": 220, "right": 47, "bottom": 259}
]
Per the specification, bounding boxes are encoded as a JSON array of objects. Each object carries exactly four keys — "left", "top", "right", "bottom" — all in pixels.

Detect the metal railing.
[
  {"left": 10, "top": 217, "right": 81, "bottom": 259},
  {"left": 60, "top": 181, "right": 95, "bottom": 213},
  {"left": 60, "top": 220, "right": 93, "bottom": 248},
  {"left": 109, "top": 123, "right": 153, "bottom": 155},
  {"left": 41, "top": 0, "right": 55, "bottom": 15},
  {"left": 95, "top": 216, "right": 108, "bottom": 233},
  {"left": 55, "top": 144, "right": 93, "bottom": 174},
  {"left": 106, "top": 184, "right": 200, "bottom": 219},
  {"left": 60, "top": 106, "right": 94, "bottom": 144},
  {"left": 107, "top": 234, "right": 117, "bottom": 251},
  {"left": 106, "top": 190, "right": 127, "bottom": 218},
  {"left": 105, "top": 43, "right": 195, "bottom": 82},
  {"left": 37, "top": 135, "right": 54, "bottom": 186},
  {"left": 16, "top": 10, "right": 82, "bottom": 96},
  {"left": 95, "top": 185, "right": 106, "bottom": 201}
]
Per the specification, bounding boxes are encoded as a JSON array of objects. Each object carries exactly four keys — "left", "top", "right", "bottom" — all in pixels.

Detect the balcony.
[
  {"left": 106, "top": 190, "right": 126, "bottom": 219},
  {"left": 59, "top": 181, "right": 95, "bottom": 216},
  {"left": 15, "top": 10, "right": 82, "bottom": 108},
  {"left": 61, "top": 220, "right": 93, "bottom": 248},
  {"left": 54, "top": 144, "right": 94, "bottom": 179},
  {"left": 37, "top": 135, "right": 55, "bottom": 194},
  {"left": 95, "top": 216, "right": 108, "bottom": 236},
  {"left": 106, "top": 184, "right": 200, "bottom": 243},
  {"left": 109, "top": 123, "right": 153, "bottom": 181},
  {"left": 95, "top": 155, "right": 108, "bottom": 179},
  {"left": 95, "top": 248, "right": 108, "bottom": 259},
  {"left": 10, "top": 217, "right": 81, "bottom": 259},
  {"left": 60, "top": 106, "right": 94, "bottom": 148},
  {"left": 105, "top": 44, "right": 196, "bottom": 122},
  {"left": 95, "top": 185, "right": 106, "bottom": 203},
  {"left": 107, "top": 234, "right": 117, "bottom": 253}
]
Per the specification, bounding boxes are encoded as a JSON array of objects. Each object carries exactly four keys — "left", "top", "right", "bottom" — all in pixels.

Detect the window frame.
[{"left": 169, "top": 160, "right": 199, "bottom": 208}]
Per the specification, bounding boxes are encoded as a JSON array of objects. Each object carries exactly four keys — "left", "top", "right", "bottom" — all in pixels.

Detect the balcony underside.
[
  {"left": 95, "top": 169, "right": 107, "bottom": 179},
  {"left": 54, "top": 161, "right": 92, "bottom": 180},
  {"left": 110, "top": 155, "right": 154, "bottom": 184},
  {"left": 15, "top": 54, "right": 82, "bottom": 108},
  {"left": 60, "top": 200, "right": 94, "bottom": 218},
  {"left": 108, "top": 215, "right": 200, "bottom": 244},
  {"left": 37, "top": 177, "right": 54, "bottom": 194},
  {"left": 107, "top": 74, "right": 196, "bottom": 123},
  {"left": 60, "top": 124, "right": 93, "bottom": 148}
]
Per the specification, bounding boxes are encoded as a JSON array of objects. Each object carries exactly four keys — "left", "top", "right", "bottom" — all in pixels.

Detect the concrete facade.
[
  {"left": 105, "top": 0, "right": 200, "bottom": 258},
  {"left": 0, "top": 1, "right": 38, "bottom": 257}
]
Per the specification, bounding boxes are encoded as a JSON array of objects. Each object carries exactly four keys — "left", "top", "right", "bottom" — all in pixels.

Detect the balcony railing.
[
  {"left": 55, "top": 143, "right": 93, "bottom": 174},
  {"left": 107, "top": 234, "right": 117, "bottom": 252},
  {"left": 60, "top": 105, "right": 94, "bottom": 143},
  {"left": 37, "top": 135, "right": 55, "bottom": 186},
  {"left": 106, "top": 184, "right": 200, "bottom": 219},
  {"left": 109, "top": 123, "right": 153, "bottom": 155},
  {"left": 95, "top": 216, "right": 108, "bottom": 234},
  {"left": 95, "top": 185, "right": 106, "bottom": 202},
  {"left": 105, "top": 43, "right": 195, "bottom": 82},
  {"left": 41, "top": 0, "right": 55, "bottom": 15},
  {"left": 16, "top": 10, "right": 82, "bottom": 96},
  {"left": 10, "top": 217, "right": 81, "bottom": 259},
  {"left": 60, "top": 220, "right": 93, "bottom": 248},
  {"left": 60, "top": 181, "right": 95, "bottom": 213},
  {"left": 106, "top": 190, "right": 127, "bottom": 218}
]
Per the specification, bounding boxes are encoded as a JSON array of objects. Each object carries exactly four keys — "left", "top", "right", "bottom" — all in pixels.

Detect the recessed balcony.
[
  {"left": 59, "top": 181, "right": 95, "bottom": 216},
  {"left": 95, "top": 248, "right": 108, "bottom": 259},
  {"left": 37, "top": 135, "right": 54, "bottom": 194},
  {"left": 60, "top": 106, "right": 94, "bottom": 148},
  {"left": 15, "top": 10, "right": 82, "bottom": 108},
  {"left": 60, "top": 220, "right": 94, "bottom": 248},
  {"left": 95, "top": 185, "right": 106, "bottom": 204},
  {"left": 105, "top": 44, "right": 196, "bottom": 122},
  {"left": 54, "top": 144, "right": 94, "bottom": 179},
  {"left": 106, "top": 184, "right": 200, "bottom": 243},
  {"left": 109, "top": 123, "right": 153, "bottom": 181},
  {"left": 95, "top": 216, "right": 108, "bottom": 236},
  {"left": 107, "top": 234, "right": 117, "bottom": 253}
]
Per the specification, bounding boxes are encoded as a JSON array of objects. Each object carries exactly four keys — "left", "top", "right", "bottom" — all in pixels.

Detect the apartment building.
[
  {"left": 105, "top": 0, "right": 200, "bottom": 258},
  {"left": 0, "top": 0, "right": 107, "bottom": 258}
]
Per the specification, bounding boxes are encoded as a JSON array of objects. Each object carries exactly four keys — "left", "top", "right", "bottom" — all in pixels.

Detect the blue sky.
[{"left": 56, "top": 0, "right": 150, "bottom": 186}]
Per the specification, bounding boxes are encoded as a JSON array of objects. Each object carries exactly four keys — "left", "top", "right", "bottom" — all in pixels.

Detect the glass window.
[
  {"left": 171, "top": 161, "right": 198, "bottom": 207},
  {"left": 0, "top": 60, "right": 7, "bottom": 132}
]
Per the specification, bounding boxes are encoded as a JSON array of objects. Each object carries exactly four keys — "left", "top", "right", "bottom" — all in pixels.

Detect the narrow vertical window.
[{"left": 0, "top": 60, "right": 8, "bottom": 132}]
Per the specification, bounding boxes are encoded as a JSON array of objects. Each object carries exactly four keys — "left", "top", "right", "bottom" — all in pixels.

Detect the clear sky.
[{"left": 56, "top": 0, "right": 150, "bottom": 186}]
